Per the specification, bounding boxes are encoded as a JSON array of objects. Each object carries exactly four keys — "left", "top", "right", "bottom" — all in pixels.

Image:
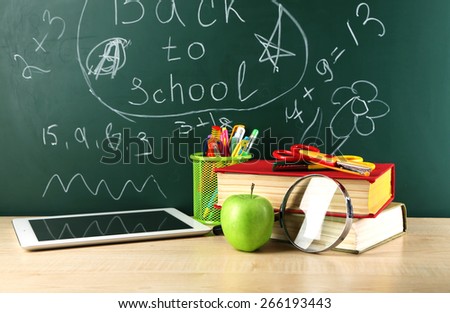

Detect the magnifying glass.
[{"left": 279, "top": 174, "right": 353, "bottom": 253}]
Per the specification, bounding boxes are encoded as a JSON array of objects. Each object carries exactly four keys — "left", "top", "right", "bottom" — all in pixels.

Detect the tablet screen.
[{"left": 29, "top": 210, "right": 192, "bottom": 241}]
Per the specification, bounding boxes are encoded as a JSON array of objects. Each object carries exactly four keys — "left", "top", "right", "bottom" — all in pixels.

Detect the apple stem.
[{"left": 251, "top": 183, "right": 255, "bottom": 199}]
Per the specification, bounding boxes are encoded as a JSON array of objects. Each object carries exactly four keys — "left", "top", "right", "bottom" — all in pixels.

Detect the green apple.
[{"left": 220, "top": 184, "right": 274, "bottom": 252}]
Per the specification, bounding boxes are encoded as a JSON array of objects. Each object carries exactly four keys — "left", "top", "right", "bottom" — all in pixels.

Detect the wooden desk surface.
[{"left": 1, "top": 217, "right": 449, "bottom": 293}]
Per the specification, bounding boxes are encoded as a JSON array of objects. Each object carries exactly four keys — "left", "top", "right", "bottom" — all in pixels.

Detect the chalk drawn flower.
[{"left": 329, "top": 80, "right": 390, "bottom": 139}]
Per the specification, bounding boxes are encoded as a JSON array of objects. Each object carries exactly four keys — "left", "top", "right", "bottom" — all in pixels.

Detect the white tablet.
[{"left": 12, "top": 208, "right": 211, "bottom": 251}]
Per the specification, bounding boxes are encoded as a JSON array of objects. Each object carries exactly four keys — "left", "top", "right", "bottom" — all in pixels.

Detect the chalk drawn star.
[
  {"left": 253, "top": 1, "right": 297, "bottom": 73},
  {"left": 254, "top": 33, "right": 296, "bottom": 73}
]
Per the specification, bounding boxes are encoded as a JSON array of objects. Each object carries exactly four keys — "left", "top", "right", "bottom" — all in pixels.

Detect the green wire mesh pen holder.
[{"left": 190, "top": 152, "right": 252, "bottom": 225}]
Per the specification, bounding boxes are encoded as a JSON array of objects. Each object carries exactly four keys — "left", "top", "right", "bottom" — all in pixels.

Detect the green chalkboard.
[{"left": 1, "top": 0, "right": 449, "bottom": 217}]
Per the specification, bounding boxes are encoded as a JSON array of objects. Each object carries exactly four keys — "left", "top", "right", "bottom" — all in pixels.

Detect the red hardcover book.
[{"left": 215, "top": 160, "right": 395, "bottom": 218}]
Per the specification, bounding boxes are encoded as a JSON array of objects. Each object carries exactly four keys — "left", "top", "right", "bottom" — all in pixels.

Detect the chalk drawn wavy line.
[
  {"left": 42, "top": 215, "right": 168, "bottom": 240},
  {"left": 42, "top": 173, "right": 167, "bottom": 200}
]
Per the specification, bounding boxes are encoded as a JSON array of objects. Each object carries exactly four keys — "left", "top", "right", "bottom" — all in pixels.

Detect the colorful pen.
[
  {"left": 230, "top": 125, "right": 245, "bottom": 154},
  {"left": 232, "top": 137, "right": 249, "bottom": 157},
  {"left": 220, "top": 127, "right": 229, "bottom": 156},
  {"left": 241, "top": 129, "right": 258, "bottom": 156},
  {"left": 230, "top": 124, "right": 245, "bottom": 141}
]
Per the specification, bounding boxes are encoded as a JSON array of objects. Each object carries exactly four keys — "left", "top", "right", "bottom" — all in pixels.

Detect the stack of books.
[{"left": 215, "top": 160, "right": 407, "bottom": 253}]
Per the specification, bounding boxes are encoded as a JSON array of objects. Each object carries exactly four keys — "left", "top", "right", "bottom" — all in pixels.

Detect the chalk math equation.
[{"left": 284, "top": 2, "right": 390, "bottom": 154}]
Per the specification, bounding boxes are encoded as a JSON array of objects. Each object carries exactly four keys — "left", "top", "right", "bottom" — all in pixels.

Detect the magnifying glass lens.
[{"left": 280, "top": 175, "right": 353, "bottom": 253}]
